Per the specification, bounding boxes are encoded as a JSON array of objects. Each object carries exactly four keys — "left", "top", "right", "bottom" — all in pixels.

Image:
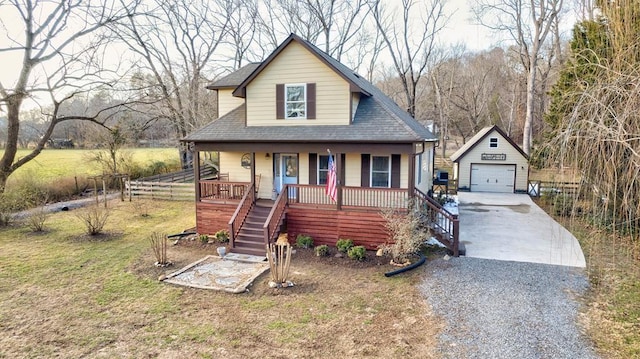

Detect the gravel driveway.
[{"left": 420, "top": 257, "right": 599, "bottom": 359}]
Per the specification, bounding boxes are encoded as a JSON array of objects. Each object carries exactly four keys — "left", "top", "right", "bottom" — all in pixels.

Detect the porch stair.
[{"left": 231, "top": 201, "right": 282, "bottom": 257}]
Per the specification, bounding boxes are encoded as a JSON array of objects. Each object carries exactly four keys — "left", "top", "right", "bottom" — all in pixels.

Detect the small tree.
[
  {"left": 380, "top": 201, "right": 430, "bottom": 264},
  {"left": 149, "top": 232, "right": 171, "bottom": 267}
]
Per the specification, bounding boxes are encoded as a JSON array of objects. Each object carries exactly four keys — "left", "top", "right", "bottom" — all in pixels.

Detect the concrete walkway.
[{"left": 458, "top": 192, "right": 586, "bottom": 267}]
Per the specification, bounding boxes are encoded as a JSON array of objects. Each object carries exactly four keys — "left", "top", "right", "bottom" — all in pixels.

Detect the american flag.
[{"left": 326, "top": 153, "right": 337, "bottom": 202}]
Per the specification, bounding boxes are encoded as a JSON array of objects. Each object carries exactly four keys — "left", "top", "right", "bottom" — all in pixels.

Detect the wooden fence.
[
  {"left": 527, "top": 180, "right": 582, "bottom": 198},
  {"left": 126, "top": 180, "right": 194, "bottom": 200}
]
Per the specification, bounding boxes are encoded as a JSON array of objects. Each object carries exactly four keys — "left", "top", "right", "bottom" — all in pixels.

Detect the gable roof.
[
  {"left": 450, "top": 125, "right": 528, "bottom": 162},
  {"left": 206, "top": 63, "right": 261, "bottom": 90},
  {"left": 232, "top": 33, "right": 371, "bottom": 98},
  {"left": 184, "top": 33, "right": 436, "bottom": 144}
]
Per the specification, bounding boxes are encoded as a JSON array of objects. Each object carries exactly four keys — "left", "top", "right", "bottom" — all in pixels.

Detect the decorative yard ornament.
[{"left": 266, "top": 241, "right": 294, "bottom": 288}]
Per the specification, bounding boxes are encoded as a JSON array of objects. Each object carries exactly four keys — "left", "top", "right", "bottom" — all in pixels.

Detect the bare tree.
[
  {"left": 0, "top": 0, "right": 139, "bottom": 192},
  {"left": 225, "top": 0, "right": 261, "bottom": 70},
  {"left": 114, "top": 0, "right": 231, "bottom": 168},
  {"left": 370, "top": 0, "right": 449, "bottom": 118},
  {"left": 473, "top": 0, "right": 564, "bottom": 155}
]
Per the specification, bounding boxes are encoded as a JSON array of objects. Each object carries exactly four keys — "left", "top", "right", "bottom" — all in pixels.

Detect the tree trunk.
[
  {"left": 0, "top": 99, "right": 24, "bottom": 193},
  {"left": 523, "top": 56, "right": 538, "bottom": 155}
]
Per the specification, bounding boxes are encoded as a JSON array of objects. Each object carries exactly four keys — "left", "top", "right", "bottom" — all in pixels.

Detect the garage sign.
[{"left": 481, "top": 153, "right": 507, "bottom": 161}]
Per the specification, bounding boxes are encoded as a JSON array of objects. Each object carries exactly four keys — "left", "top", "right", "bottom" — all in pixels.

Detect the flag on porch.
[{"left": 326, "top": 153, "right": 337, "bottom": 202}]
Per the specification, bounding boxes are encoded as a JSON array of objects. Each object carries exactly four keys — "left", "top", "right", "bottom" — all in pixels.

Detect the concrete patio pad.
[
  {"left": 458, "top": 192, "right": 586, "bottom": 267},
  {"left": 163, "top": 254, "right": 269, "bottom": 293}
]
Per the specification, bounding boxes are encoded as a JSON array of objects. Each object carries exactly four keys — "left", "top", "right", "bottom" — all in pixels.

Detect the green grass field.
[{"left": 0, "top": 148, "right": 179, "bottom": 187}]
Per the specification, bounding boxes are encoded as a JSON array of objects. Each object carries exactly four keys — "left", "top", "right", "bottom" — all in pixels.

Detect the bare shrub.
[
  {"left": 76, "top": 205, "right": 110, "bottom": 235},
  {"left": 131, "top": 198, "right": 150, "bottom": 217},
  {"left": 149, "top": 232, "right": 171, "bottom": 266},
  {"left": 26, "top": 207, "right": 49, "bottom": 232},
  {"left": 380, "top": 201, "right": 430, "bottom": 264}
]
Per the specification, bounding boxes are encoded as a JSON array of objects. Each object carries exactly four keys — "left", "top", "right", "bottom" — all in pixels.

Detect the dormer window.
[
  {"left": 286, "top": 84, "right": 306, "bottom": 119},
  {"left": 276, "top": 83, "right": 316, "bottom": 120},
  {"left": 489, "top": 137, "right": 498, "bottom": 148}
]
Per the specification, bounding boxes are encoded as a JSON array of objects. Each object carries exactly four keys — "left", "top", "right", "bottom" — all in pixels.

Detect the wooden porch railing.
[
  {"left": 264, "top": 185, "right": 289, "bottom": 245},
  {"left": 286, "top": 184, "right": 409, "bottom": 209},
  {"left": 342, "top": 186, "right": 408, "bottom": 208},
  {"left": 199, "top": 180, "right": 250, "bottom": 201},
  {"left": 228, "top": 183, "right": 255, "bottom": 246},
  {"left": 414, "top": 188, "right": 460, "bottom": 257}
]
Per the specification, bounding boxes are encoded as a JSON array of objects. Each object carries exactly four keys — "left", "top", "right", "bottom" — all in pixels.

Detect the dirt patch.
[{"left": 126, "top": 241, "right": 441, "bottom": 358}]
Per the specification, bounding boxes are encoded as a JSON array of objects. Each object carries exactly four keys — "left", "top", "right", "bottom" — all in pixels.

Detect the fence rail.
[
  {"left": 527, "top": 180, "right": 582, "bottom": 197},
  {"left": 126, "top": 180, "right": 194, "bottom": 200},
  {"left": 137, "top": 167, "right": 215, "bottom": 183}
]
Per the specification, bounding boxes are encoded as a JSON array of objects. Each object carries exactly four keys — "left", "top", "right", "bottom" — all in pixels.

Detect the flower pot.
[{"left": 217, "top": 246, "right": 226, "bottom": 257}]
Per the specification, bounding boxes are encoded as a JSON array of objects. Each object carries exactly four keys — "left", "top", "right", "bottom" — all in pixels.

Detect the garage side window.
[{"left": 489, "top": 137, "right": 498, "bottom": 148}]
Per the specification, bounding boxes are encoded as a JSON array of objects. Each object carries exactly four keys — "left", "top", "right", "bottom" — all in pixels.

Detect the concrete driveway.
[{"left": 458, "top": 192, "right": 587, "bottom": 267}]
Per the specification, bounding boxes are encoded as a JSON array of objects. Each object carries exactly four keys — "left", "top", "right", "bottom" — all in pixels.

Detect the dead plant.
[
  {"left": 380, "top": 201, "right": 430, "bottom": 264},
  {"left": 76, "top": 205, "right": 110, "bottom": 236},
  {"left": 149, "top": 232, "right": 171, "bottom": 267}
]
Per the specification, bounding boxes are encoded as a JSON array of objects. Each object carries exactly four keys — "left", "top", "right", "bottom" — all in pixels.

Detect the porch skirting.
[{"left": 285, "top": 207, "right": 388, "bottom": 250}]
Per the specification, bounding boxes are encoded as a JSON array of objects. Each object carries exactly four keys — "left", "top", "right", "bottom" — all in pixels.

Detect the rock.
[
  {"left": 173, "top": 240, "right": 179, "bottom": 245},
  {"left": 158, "top": 275, "right": 167, "bottom": 281},
  {"left": 443, "top": 255, "right": 451, "bottom": 261},
  {"left": 335, "top": 252, "right": 344, "bottom": 258},
  {"left": 268, "top": 281, "right": 279, "bottom": 288},
  {"left": 376, "top": 248, "right": 384, "bottom": 257}
]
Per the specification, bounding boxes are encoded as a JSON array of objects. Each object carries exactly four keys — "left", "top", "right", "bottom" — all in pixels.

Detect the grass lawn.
[
  {"left": 0, "top": 148, "right": 179, "bottom": 186},
  {"left": 0, "top": 199, "right": 440, "bottom": 358}
]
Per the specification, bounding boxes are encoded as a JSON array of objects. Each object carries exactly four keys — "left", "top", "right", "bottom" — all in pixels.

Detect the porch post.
[
  {"left": 251, "top": 152, "right": 256, "bottom": 203},
  {"left": 336, "top": 152, "right": 342, "bottom": 210},
  {"left": 194, "top": 149, "right": 201, "bottom": 202},
  {"left": 408, "top": 153, "right": 416, "bottom": 201}
]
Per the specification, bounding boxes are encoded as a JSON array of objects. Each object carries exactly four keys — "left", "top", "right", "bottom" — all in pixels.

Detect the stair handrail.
[
  {"left": 263, "top": 185, "right": 289, "bottom": 246},
  {"left": 228, "top": 183, "right": 255, "bottom": 247},
  {"left": 414, "top": 188, "right": 459, "bottom": 257}
]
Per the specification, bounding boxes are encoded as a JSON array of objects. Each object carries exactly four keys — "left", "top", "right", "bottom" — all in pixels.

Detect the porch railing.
[
  {"left": 199, "top": 180, "right": 250, "bottom": 201},
  {"left": 342, "top": 186, "right": 408, "bottom": 209},
  {"left": 414, "top": 188, "right": 460, "bottom": 257},
  {"left": 264, "top": 185, "right": 289, "bottom": 245},
  {"left": 228, "top": 183, "right": 255, "bottom": 246},
  {"left": 286, "top": 184, "right": 409, "bottom": 209}
]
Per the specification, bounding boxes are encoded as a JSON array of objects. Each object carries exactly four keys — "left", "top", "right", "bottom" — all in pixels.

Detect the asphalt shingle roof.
[{"left": 186, "top": 34, "right": 436, "bottom": 144}]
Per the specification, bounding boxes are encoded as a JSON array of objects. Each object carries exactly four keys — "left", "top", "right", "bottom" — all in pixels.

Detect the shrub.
[
  {"left": 149, "top": 232, "right": 171, "bottom": 266},
  {"left": 76, "top": 205, "right": 110, "bottom": 235},
  {"left": 199, "top": 234, "right": 209, "bottom": 244},
  {"left": 26, "top": 207, "right": 49, "bottom": 232},
  {"left": 553, "top": 193, "right": 575, "bottom": 217},
  {"left": 214, "top": 229, "right": 229, "bottom": 243},
  {"left": 296, "top": 234, "right": 313, "bottom": 248},
  {"left": 0, "top": 191, "right": 26, "bottom": 226},
  {"left": 336, "top": 238, "right": 354, "bottom": 253},
  {"left": 314, "top": 244, "right": 329, "bottom": 257},
  {"left": 380, "top": 201, "right": 430, "bottom": 263},
  {"left": 347, "top": 246, "right": 366, "bottom": 261}
]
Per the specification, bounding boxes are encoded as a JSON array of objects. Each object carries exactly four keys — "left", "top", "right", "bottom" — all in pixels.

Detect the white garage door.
[{"left": 470, "top": 164, "right": 515, "bottom": 193}]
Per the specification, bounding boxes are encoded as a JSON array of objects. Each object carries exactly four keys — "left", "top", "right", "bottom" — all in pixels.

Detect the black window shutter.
[
  {"left": 361, "top": 154, "right": 370, "bottom": 187},
  {"left": 276, "top": 84, "right": 284, "bottom": 119},
  {"left": 309, "top": 153, "right": 317, "bottom": 184},
  {"left": 391, "top": 154, "right": 401, "bottom": 188},
  {"left": 307, "top": 83, "right": 316, "bottom": 119}
]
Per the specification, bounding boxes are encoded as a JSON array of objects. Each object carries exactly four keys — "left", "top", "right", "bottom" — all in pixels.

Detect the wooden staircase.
[{"left": 231, "top": 202, "right": 277, "bottom": 257}]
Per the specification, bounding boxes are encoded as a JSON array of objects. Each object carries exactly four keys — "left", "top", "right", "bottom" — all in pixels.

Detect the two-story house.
[{"left": 183, "top": 33, "right": 440, "bottom": 256}]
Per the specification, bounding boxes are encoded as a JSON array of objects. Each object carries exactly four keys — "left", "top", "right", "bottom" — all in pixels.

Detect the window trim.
[
  {"left": 370, "top": 155, "right": 391, "bottom": 188},
  {"left": 489, "top": 137, "right": 498, "bottom": 148},
  {"left": 285, "top": 83, "right": 307, "bottom": 119}
]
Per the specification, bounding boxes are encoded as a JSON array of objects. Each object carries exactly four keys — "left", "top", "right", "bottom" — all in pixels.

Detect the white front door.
[
  {"left": 470, "top": 164, "right": 516, "bottom": 193},
  {"left": 274, "top": 153, "right": 298, "bottom": 194}
]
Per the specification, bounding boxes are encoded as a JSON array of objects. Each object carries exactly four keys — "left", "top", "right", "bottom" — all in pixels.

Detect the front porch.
[{"left": 194, "top": 179, "right": 460, "bottom": 257}]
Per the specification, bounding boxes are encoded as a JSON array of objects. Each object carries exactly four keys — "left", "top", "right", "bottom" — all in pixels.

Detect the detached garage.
[{"left": 450, "top": 125, "right": 529, "bottom": 193}]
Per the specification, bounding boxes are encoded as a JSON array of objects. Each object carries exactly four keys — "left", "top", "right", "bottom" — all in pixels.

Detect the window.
[
  {"left": 317, "top": 155, "right": 329, "bottom": 185},
  {"left": 371, "top": 156, "right": 390, "bottom": 187},
  {"left": 489, "top": 137, "right": 498, "bottom": 148},
  {"left": 286, "top": 84, "right": 306, "bottom": 119}
]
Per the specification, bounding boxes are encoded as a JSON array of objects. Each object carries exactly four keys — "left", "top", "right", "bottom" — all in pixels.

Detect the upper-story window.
[
  {"left": 489, "top": 137, "right": 498, "bottom": 148},
  {"left": 276, "top": 83, "right": 316, "bottom": 120},
  {"left": 286, "top": 84, "right": 306, "bottom": 119}
]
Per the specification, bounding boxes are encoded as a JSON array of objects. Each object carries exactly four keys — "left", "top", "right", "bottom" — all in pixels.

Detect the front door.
[{"left": 274, "top": 153, "right": 298, "bottom": 194}]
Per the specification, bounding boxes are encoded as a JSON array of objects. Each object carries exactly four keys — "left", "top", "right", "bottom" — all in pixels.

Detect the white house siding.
[
  {"left": 344, "top": 153, "right": 361, "bottom": 187},
  {"left": 351, "top": 93, "right": 360, "bottom": 122},
  {"left": 456, "top": 130, "right": 528, "bottom": 192},
  {"left": 245, "top": 42, "right": 351, "bottom": 126},
  {"left": 217, "top": 89, "right": 244, "bottom": 118},
  {"left": 254, "top": 153, "right": 273, "bottom": 199}
]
